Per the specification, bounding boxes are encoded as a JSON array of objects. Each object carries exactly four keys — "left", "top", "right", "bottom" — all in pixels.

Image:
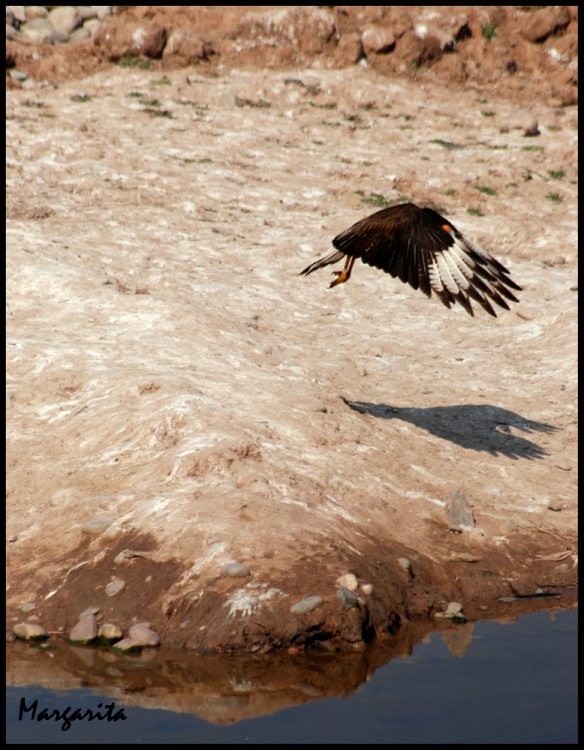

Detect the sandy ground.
[{"left": 6, "top": 64, "right": 577, "bottom": 652}]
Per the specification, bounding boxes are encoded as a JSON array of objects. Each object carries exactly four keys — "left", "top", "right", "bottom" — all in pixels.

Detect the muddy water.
[{"left": 7, "top": 605, "right": 577, "bottom": 743}]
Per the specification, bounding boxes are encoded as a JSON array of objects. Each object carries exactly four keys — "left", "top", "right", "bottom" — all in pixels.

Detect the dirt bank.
[{"left": 6, "top": 33, "right": 577, "bottom": 652}]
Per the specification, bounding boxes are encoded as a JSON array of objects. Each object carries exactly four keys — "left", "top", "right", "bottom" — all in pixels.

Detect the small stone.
[
  {"left": 163, "top": 28, "right": 206, "bottom": 63},
  {"left": 25, "top": 7, "right": 49, "bottom": 22},
  {"left": 98, "top": 623, "right": 123, "bottom": 643},
  {"left": 498, "top": 596, "right": 517, "bottom": 603},
  {"left": 334, "top": 32, "right": 363, "bottom": 66},
  {"left": 78, "top": 607, "right": 100, "bottom": 619},
  {"left": 48, "top": 6, "right": 81, "bottom": 35},
  {"left": 21, "top": 18, "right": 69, "bottom": 45},
  {"left": 129, "top": 623, "right": 160, "bottom": 646},
  {"left": 362, "top": 25, "right": 395, "bottom": 56},
  {"left": 498, "top": 110, "right": 539, "bottom": 136},
  {"left": 76, "top": 7, "right": 98, "bottom": 21},
  {"left": 13, "top": 622, "right": 48, "bottom": 641},
  {"left": 549, "top": 256, "right": 566, "bottom": 266},
  {"left": 336, "top": 573, "right": 358, "bottom": 592},
  {"left": 10, "top": 6, "right": 27, "bottom": 23},
  {"left": 9, "top": 70, "right": 28, "bottom": 82},
  {"left": 105, "top": 579, "right": 126, "bottom": 597},
  {"left": 81, "top": 517, "right": 113, "bottom": 535},
  {"left": 83, "top": 19, "right": 102, "bottom": 38},
  {"left": 398, "top": 557, "right": 412, "bottom": 571},
  {"left": 221, "top": 563, "right": 250, "bottom": 578},
  {"left": 93, "top": 7, "right": 112, "bottom": 21},
  {"left": 360, "top": 583, "right": 373, "bottom": 596},
  {"left": 336, "top": 587, "right": 358, "bottom": 608},
  {"left": 556, "top": 563, "right": 569, "bottom": 572},
  {"left": 70, "top": 614, "right": 98, "bottom": 645},
  {"left": 69, "top": 27, "right": 92, "bottom": 44},
  {"left": 50, "top": 487, "right": 76, "bottom": 508},
  {"left": 112, "top": 638, "right": 142, "bottom": 653},
  {"left": 547, "top": 499, "right": 562, "bottom": 512},
  {"left": 435, "top": 602, "right": 466, "bottom": 620},
  {"left": 290, "top": 595, "right": 323, "bottom": 615},
  {"left": 447, "top": 490, "right": 475, "bottom": 531},
  {"left": 6, "top": 25, "right": 21, "bottom": 41},
  {"left": 21, "top": 602, "right": 36, "bottom": 613},
  {"left": 449, "top": 552, "right": 481, "bottom": 563}
]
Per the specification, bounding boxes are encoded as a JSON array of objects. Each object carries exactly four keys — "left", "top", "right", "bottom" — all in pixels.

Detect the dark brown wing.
[{"left": 332, "top": 203, "right": 522, "bottom": 317}]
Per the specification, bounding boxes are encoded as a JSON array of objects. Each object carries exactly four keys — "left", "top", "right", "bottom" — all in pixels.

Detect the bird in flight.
[{"left": 300, "top": 203, "right": 521, "bottom": 317}]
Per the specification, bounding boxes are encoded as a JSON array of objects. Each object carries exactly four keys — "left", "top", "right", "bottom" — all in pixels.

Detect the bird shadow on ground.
[{"left": 341, "top": 398, "right": 557, "bottom": 460}]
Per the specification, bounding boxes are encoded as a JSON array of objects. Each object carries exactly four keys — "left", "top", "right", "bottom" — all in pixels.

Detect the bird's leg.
[{"left": 330, "top": 256, "right": 356, "bottom": 288}]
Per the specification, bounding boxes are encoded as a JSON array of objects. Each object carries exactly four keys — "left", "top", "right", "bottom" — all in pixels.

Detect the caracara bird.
[{"left": 300, "top": 203, "right": 521, "bottom": 317}]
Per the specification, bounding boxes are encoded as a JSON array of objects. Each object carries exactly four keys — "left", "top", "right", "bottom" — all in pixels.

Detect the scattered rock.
[
  {"left": 519, "top": 6, "right": 570, "bottom": 44},
  {"left": 221, "top": 562, "right": 250, "bottom": 578},
  {"left": 21, "top": 18, "right": 69, "bottom": 44},
  {"left": 9, "top": 7, "right": 26, "bottom": 24},
  {"left": 80, "top": 517, "right": 113, "bottom": 535},
  {"left": 290, "top": 595, "right": 323, "bottom": 615},
  {"left": 414, "top": 23, "right": 455, "bottom": 52},
  {"left": 26, "top": 7, "right": 49, "bottom": 22},
  {"left": 163, "top": 28, "right": 207, "bottom": 64},
  {"left": 336, "top": 587, "right": 358, "bottom": 608},
  {"left": 48, "top": 7, "right": 81, "bottom": 36},
  {"left": 448, "top": 552, "right": 482, "bottom": 563},
  {"left": 8, "top": 69, "right": 28, "bottom": 82},
  {"left": 398, "top": 557, "right": 412, "bottom": 574},
  {"left": 336, "top": 573, "right": 358, "bottom": 591},
  {"left": 547, "top": 499, "right": 562, "bottom": 512},
  {"left": 78, "top": 606, "right": 100, "bottom": 619},
  {"left": 98, "top": 622, "right": 123, "bottom": 643},
  {"left": 236, "top": 7, "right": 336, "bottom": 56},
  {"left": 111, "top": 637, "right": 142, "bottom": 653},
  {"left": 69, "top": 613, "right": 98, "bottom": 645},
  {"left": 360, "top": 583, "right": 373, "bottom": 596},
  {"left": 105, "top": 579, "right": 126, "bottom": 597},
  {"left": 446, "top": 490, "right": 475, "bottom": 532},
  {"left": 13, "top": 622, "right": 48, "bottom": 641},
  {"left": 362, "top": 25, "right": 395, "bottom": 56},
  {"left": 113, "top": 549, "right": 153, "bottom": 564},
  {"left": 69, "top": 27, "right": 92, "bottom": 45},
  {"left": 435, "top": 602, "right": 466, "bottom": 620},
  {"left": 93, "top": 17, "right": 166, "bottom": 61},
  {"left": 334, "top": 32, "right": 363, "bottom": 66},
  {"left": 498, "top": 110, "right": 539, "bottom": 136},
  {"left": 20, "top": 602, "right": 36, "bottom": 613},
  {"left": 49, "top": 487, "right": 77, "bottom": 508},
  {"left": 129, "top": 622, "right": 160, "bottom": 646}
]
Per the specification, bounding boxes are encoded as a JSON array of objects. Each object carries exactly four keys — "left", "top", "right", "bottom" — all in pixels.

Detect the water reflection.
[{"left": 6, "top": 595, "right": 576, "bottom": 727}]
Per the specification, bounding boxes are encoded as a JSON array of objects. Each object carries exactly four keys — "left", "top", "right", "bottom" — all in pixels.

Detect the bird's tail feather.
[{"left": 300, "top": 250, "right": 345, "bottom": 276}]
